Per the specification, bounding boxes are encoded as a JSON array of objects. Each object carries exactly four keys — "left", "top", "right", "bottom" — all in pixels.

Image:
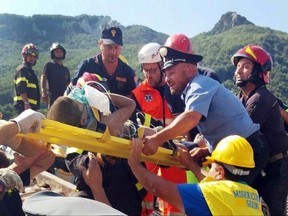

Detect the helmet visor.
[{"left": 27, "top": 48, "right": 39, "bottom": 59}]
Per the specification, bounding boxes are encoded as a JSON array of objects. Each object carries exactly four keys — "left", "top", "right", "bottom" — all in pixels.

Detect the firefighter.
[{"left": 14, "top": 43, "right": 40, "bottom": 114}]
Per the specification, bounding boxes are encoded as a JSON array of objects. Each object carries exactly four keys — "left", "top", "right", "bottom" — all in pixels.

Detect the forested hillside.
[{"left": 0, "top": 12, "right": 287, "bottom": 119}]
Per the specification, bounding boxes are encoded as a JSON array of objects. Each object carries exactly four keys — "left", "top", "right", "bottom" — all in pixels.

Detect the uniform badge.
[
  {"left": 111, "top": 29, "right": 116, "bottom": 37},
  {"left": 144, "top": 94, "right": 152, "bottom": 101}
]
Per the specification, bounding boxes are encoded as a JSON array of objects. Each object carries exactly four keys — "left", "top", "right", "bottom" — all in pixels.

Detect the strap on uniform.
[
  {"left": 269, "top": 151, "right": 288, "bottom": 163},
  {"left": 101, "top": 126, "right": 111, "bottom": 142},
  {"left": 91, "top": 107, "right": 101, "bottom": 121},
  {"left": 66, "top": 147, "right": 84, "bottom": 155},
  {"left": 135, "top": 182, "right": 144, "bottom": 191},
  {"left": 143, "top": 113, "right": 151, "bottom": 127}
]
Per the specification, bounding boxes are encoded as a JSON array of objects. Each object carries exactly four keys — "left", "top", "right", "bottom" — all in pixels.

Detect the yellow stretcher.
[{"left": 18, "top": 119, "right": 183, "bottom": 168}]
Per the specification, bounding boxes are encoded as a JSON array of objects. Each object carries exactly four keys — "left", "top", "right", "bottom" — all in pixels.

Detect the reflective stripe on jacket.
[{"left": 14, "top": 62, "right": 40, "bottom": 109}]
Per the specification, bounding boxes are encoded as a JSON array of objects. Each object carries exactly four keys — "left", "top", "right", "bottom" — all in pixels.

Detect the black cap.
[
  {"left": 101, "top": 27, "right": 123, "bottom": 46},
  {"left": 160, "top": 46, "right": 203, "bottom": 70}
]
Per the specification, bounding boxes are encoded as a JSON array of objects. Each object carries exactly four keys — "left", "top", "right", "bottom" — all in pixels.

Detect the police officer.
[{"left": 71, "top": 27, "right": 136, "bottom": 97}]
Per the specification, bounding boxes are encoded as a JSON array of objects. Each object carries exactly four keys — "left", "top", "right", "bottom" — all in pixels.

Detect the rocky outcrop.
[{"left": 209, "top": 12, "right": 254, "bottom": 35}]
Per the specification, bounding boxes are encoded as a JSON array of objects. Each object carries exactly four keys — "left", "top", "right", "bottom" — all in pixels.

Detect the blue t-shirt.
[
  {"left": 177, "top": 184, "right": 211, "bottom": 216},
  {"left": 183, "top": 74, "right": 259, "bottom": 151}
]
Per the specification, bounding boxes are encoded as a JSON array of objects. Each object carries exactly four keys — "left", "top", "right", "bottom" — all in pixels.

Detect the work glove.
[
  {"left": 11, "top": 109, "right": 46, "bottom": 133},
  {"left": 0, "top": 168, "right": 23, "bottom": 200}
]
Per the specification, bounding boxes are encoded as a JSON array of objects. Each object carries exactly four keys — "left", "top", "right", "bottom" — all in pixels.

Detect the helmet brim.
[{"left": 160, "top": 46, "right": 203, "bottom": 70}]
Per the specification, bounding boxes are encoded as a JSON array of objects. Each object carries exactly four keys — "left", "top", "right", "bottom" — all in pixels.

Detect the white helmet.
[{"left": 138, "top": 43, "right": 162, "bottom": 64}]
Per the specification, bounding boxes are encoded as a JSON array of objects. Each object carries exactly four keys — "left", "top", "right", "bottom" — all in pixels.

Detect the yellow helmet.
[{"left": 204, "top": 135, "right": 255, "bottom": 168}]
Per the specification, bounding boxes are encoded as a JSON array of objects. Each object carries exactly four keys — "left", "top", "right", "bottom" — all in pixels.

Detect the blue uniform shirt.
[{"left": 183, "top": 74, "right": 259, "bottom": 151}]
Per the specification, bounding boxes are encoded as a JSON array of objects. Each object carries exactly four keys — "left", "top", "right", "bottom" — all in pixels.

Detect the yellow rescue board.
[{"left": 18, "top": 119, "right": 183, "bottom": 168}]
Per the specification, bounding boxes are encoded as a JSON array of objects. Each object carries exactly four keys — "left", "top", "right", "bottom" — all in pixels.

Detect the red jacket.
[{"left": 132, "top": 80, "right": 174, "bottom": 125}]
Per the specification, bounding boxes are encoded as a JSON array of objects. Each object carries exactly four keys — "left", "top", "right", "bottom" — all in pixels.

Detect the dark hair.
[
  {"left": 0, "top": 150, "right": 10, "bottom": 168},
  {"left": 47, "top": 96, "right": 82, "bottom": 127},
  {"left": 217, "top": 162, "right": 252, "bottom": 182}
]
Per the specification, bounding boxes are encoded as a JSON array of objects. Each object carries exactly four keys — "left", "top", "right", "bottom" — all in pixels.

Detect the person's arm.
[
  {"left": 20, "top": 92, "right": 32, "bottom": 110},
  {"left": 101, "top": 93, "right": 136, "bottom": 136},
  {"left": 80, "top": 152, "right": 111, "bottom": 205},
  {"left": 0, "top": 110, "right": 54, "bottom": 176},
  {"left": 0, "top": 110, "right": 55, "bottom": 178},
  {"left": 41, "top": 74, "right": 48, "bottom": 105},
  {"left": 0, "top": 121, "right": 19, "bottom": 145},
  {"left": 0, "top": 109, "right": 47, "bottom": 153},
  {"left": 66, "top": 68, "right": 71, "bottom": 86},
  {"left": 128, "top": 138, "right": 185, "bottom": 212},
  {"left": 178, "top": 148, "right": 206, "bottom": 181},
  {"left": 9, "top": 143, "right": 55, "bottom": 180},
  {"left": 142, "top": 110, "right": 202, "bottom": 155}
]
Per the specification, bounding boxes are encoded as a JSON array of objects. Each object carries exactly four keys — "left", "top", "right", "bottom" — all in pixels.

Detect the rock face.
[
  {"left": 0, "top": 14, "right": 122, "bottom": 44},
  {"left": 209, "top": 12, "right": 255, "bottom": 35}
]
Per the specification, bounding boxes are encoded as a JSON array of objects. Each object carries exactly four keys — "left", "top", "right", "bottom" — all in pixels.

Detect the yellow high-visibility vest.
[{"left": 199, "top": 178, "right": 263, "bottom": 215}]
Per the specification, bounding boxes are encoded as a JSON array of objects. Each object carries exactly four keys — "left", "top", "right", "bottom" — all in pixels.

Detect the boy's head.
[
  {"left": 47, "top": 96, "right": 98, "bottom": 131},
  {"left": 47, "top": 96, "right": 83, "bottom": 127}
]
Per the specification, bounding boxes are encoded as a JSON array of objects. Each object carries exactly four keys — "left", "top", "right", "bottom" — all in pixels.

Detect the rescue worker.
[
  {"left": 128, "top": 135, "right": 263, "bottom": 215},
  {"left": 71, "top": 27, "right": 136, "bottom": 97},
  {"left": 132, "top": 42, "right": 186, "bottom": 215},
  {"left": 14, "top": 43, "right": 40, "bottom": 114},
  {"left": 41, "top": 42, "right": 70, "bottom": 108},
  {"left": 232, "top": 44, "right": 288, "bottom": 216}
]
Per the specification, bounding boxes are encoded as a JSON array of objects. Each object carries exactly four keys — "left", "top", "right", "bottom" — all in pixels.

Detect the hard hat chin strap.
[
  {"left": 223, "top": 164, "right": 250, "bottom": 176},
  {"left": 235, "top": 64, "right": 265, "bottom": 87},
  {"left": 156, "top": 62, "right": 164, "bottom": 87}
]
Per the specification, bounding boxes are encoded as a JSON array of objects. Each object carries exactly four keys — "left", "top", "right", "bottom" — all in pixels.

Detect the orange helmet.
[{"left": 231, "top": 44, "right": 272, "bottom": 84}]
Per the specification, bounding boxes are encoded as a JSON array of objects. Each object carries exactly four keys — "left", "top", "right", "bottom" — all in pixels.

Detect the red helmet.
[
  {"left": 231, "top": 44, "right": 272, "bottom": 84},
  {"left": 21, "top": 43, "right": 39, "bottom": 59},
  {"left": 76, "top": 72, "right": 109, "bottom": 92},
  {"left": 160, "top": 34, "right": 203, "bottom": 70},
  {"left": 164, "top": 34, "right": 193, "bottom": 54}
]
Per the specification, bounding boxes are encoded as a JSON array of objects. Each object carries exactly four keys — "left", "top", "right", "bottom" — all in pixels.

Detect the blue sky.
[{"left": 0, "top": 0, "right": 287, "bottom": 37}]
